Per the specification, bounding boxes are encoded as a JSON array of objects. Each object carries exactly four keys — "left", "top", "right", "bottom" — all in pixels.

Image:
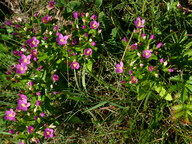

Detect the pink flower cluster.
[{"left": 16, "top": 93, "right": 30, "bottom": 111}]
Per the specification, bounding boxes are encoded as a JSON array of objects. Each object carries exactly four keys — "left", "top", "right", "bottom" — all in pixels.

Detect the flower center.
[
  {"left": 20, "top": 67, "right": 24, "bottom": 71},
  {"left": 9, "top": 113, "right": 14, "bottom": 117},
  {"left": 93, "top": 23, "right": 97, "bottom": 28},
  {"left": 43, "top": 19, "right": 47, "bottom": 23},
  {"left": 46, "top": 131, "right": 50, "bottom": 135},
  {"left": 30, "top": 128, "right": 34, "bottom": 132},
  {"left": 87, "top": 50, "right": 90, "bottom": 54},
  {"left": 60, "top": 39, "right": 64, "bottom": 42},
  {"left": 21, "top": 103, "right": 26, "bottom": 107},
  {"left": 24, "top": 59, "right": 28, "bottom": 63},
  {"left": 119, "top": 67, "right": 123, "bottom": 70},
  {"left": 49, "top": 2, "right": 54, "bottom": 7},
  {"left": 73, "top": 64, "right": 77, "bottom": 67},
  {"left": 145, "top": 52, "right": 149, "bottom": 56},
  {"left": 138, "top": 21, "right": 141, "bottom": 26},
  {"left": 32, "top": 41, "right": 36, "bottom": 45}
]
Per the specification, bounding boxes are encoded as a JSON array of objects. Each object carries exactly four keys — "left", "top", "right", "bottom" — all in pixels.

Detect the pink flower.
[
  {"left": 156, "top": 43, "right": 162, "bottom": 48},
  {"left": 71, "top": 39, "right": 77, "bottom": 45},
  {"left": 168, "top": 69, "right": 174, "bottom": 72},
  {"left": 28, "top": 81, "right": 34, "bottom": 86},
  {"left": 37, "top": 66, "right": 43, "bottom": 71},
  {"left": 116, "top": 61, "right": 124, "bottom": 73},
  {"left": 35, "top": 139, "right": 40, "bottom": 143},
  {"left": 91, "top": 14, "right": 97, "bottom": 20},
  {"left": 34, "top": 116, "right": 38, "bottom": 120},
  {"left": 130, "top": 43, "right": 138, "bottom": 50},
  {"left": 131, "top": 76, "right": 138, "bottom": 84},
  {"left": 34, "top": 12, "right": 38, "bottom": 17},
  {"left": 13, "top": 50, "right": 23, "bottom": 56},
  {"left": 160, "top": 58, "right": 164, "bottom": 63},
  {"left": 70, "top": 62, "right": 80, "bottom": 69},
  {"left": 40, "top": 113, "right": 45, "bottom": 117},
  {"left": 81, "top": 12, "right": 85, "bottom": 17},
  {"left": 56, "top": 32, "right": 61, "bottom": 36},
  {"left": 31, "top": 49, "right": 38, "bottom": 60},
  {"left": 5, "top": 21, "right": 12, "bottom": 26},
  {"left": 84, "top": 48, "right": 92, "bottom": 56},
  {"left": 82, "top": 25, "right": 87, "bottom": 29},
  {"left": 90, "top": 21, "right": 100, "bottom": 29},
  {"left": 8, "top": 129, "right": 14, "bottom": 134},
  {"left": 91, "top": 41, "right": 96, "bottom": 46},
  {"left": 19, "top": 142, "right": 24, "bottom": 144},
  {"left": 44, "top": 128, "right": 54, "bottom": 138},
  {"left": 129, "top": 70, "right": 133, "bottom": 75},
  {"left": 35, "top": 101, "right": 41, "bottom": 106},
  {"left": 184, "top": 8, "right": 189, "bottom": 14},
  {"left": 134, "top": 17, "right": 145, "bottom": 28},
  {"left": 120, "top": 80, "right": 126, "bottom": 84},
  {"left": 14, "top": 24, "right": 21, "bottom": 28},
  {"left": 122, "top": 37, "right": 127, "bottom": 42},
  {"left": 53, "top": 91, "right": 58, "bottom": 95},
  {"left": 6, "top": 70, "right": 12, "bottom": 75},
  {"left": 16, "top": 63, "right": 28, "bottom": 74},
  {"left": 98, "top": 29, "right": 102, "bottom": 33},
  {"left": 17, "top": 102, "right": 30, "bottom": 111},
  {"left": 26, "top": 37, "right": 40, "bottom": 48},
  {"left": 4, "top": 108, "right": 16, "bottom": 121},
  {"left": 12, "top": 32, "right": 18, "bottom": 35},
  {"left": 44, "top": 37, "right": 48, "bottom": 40},
  {"left": 47, "top": 0, "right": 56, "bottom": 10},
  {"left": 142, "top": 50, "right": 152, "bottom": 59},
  {"left": 53, "top": 26, "right": 58, "bottom": 31},
  {"left": 19, "top": 54, "right": 31, "bottom": 65},
  {"left": 36, "top": 92, "right": 41, "bottom": 96},
  {"left": 150, "top": 34, "right": 155, "bottom": 40},
  {"left": 18, "top": 93, "right": 28, "bottom": 103},
  {"left": 73, "top": 12, "right": 79, "bottom": 19},
  {"left": 56, "top": 34, "right": 69, "bottom": 45},
  {"left": 177, "top": 4, "right": 182, "bottom": 9},
  {"left": 84, "top": 33, "right": 88, "bottom": 37},
  {"left": 27, "top": 126, "right": 34, "bottom": 133},
  {"left": 52, "top": 74, "right": 59, "bottom": 82},
  {"left": 41, "top": 14, "right": 51, "bottom": 24},
  {"left": 148, "top": 66, "right": 154, "bottom": 71}
]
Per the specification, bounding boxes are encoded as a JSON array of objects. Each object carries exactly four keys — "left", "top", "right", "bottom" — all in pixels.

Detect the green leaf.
[
  {"left": 172, "top": 110, "right": 184, "bottom": 120},
  {"left": 169, "top": 75, "right": 182, "bottom": 82},
  {"left": 68, "top": 116, "right": 82, "bottom": 124},
  {"left": 84, "top": 101, "right": 107, "bottom": 113},
  {"left": 168, "top": 84, "right": 183, "bottom": 92},
  {"left": 185, "top": 84, "right": 192, "bottom": 93},
  {"left": 38, "top": 52, "right": 49, "bottom": 62},
  {"left": 111, "top": 28, "right": 117, "bottom": 38},
  {"left": 66, "top": 1, "right": 81, "bottom": 13},
  {"left": 171, "top": 104, "right": 184, "bottom": 113},
  {"left": 137, "top": 93, "right": 146, "bottom": 101},
  {"left": 154, "top": 86, "right": 173, "bottom": 101},
  {"left": 98, "top": 11, "right": 105, "bottom": 22},
  {"left": 86, "top": 60, "right": 93, "bottom": 72},
  {"left": 108, "top": 102, "right": 129, "bottom": 110},
  {"left": 185, "top": 41, "right": 192, "bottom": 49},
  {"left": 181, "top": 87, "right": 188, "bottom": 102},
  {"left": 95, "top": 0, "right": 103, "bottom": 8},
  {"left": 186, "top": 110, "right": 192, "bottom": 117}
]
